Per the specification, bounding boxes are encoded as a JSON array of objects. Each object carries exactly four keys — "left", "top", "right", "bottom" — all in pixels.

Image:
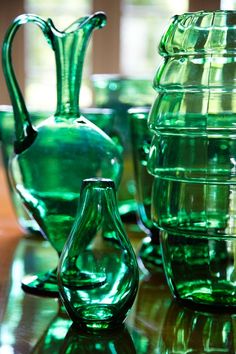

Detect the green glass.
[
  {"left": 129, "top": 107, "right": 161, "bottom": 271},
  {"left": 58, "top": 178, "right": 139, "bottom": 331},
  {"left": 148, "top": 10, "right": 236, "bottom": 308},
  {"left": 92, "top": 74, "right": 155, "bottom": 220},
  {"left": 160, "top": 301, "right": 236, "bottom": 353},
  {"left": 0, "top": 105, "right": 117, "bottom": 236},
  {"left": 61, "top": 324, "right": 136, "bottom": 353},
  {"left": 32, "top": 303, "right": 72, "bottom": 354},
  {"left": 2, "top": 13, "right": 123, "bottom": 297}
]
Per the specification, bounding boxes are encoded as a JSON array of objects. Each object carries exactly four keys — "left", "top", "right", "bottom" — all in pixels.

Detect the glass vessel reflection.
[
  {"left": 32, "top": 303, "right": 72, "bottom": 354},
  {"left": 127, "top": 270, "right": 172, "bottom": 354},
  {"left": 61, "top": 324, "right": 136, "bottom": 353},
  {"left": 160, "top": 301, "right": 236, "bottom": 353}
]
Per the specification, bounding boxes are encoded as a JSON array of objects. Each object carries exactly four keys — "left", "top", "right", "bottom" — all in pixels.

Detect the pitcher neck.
[
  {"left": 52, "top": 13, "right": 106, "bottom": 119},
  {"left": 53, "top": 32, "right": 84, "bottom": 118}
]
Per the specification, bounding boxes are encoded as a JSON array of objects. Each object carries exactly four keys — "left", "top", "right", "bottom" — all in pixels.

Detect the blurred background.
[{"left": 0, "top": 0, "right": 231, "bottom": 109}]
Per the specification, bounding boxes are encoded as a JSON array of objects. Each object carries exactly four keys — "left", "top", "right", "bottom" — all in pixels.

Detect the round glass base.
[
  {"left": 138, "top": 236, "right": 162, "bottom": 272},
  {"left": 21, "top": 269, "right": 59, "bottom": 297}
]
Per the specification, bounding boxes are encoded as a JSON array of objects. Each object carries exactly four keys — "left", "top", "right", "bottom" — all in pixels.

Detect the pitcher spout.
[
  {"left": 52, "top": 12, "right": 107, "bottom": 118},
  {"left": 64, "top": 12, "right": 107, "bottom": 34}
]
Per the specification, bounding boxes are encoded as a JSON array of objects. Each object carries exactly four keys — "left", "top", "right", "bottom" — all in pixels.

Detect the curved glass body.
[
  {"left": 2, "top": 13, "right": 122, "bottom": 296},
  {"left": 148, "top": 10, "right": 236, "bottom": 308},
  {"left": 58, "top": 178, "right": 139, "bottom": 331},
  {"left": 0, "top": 106, "right": 117, "bottom": 236}
]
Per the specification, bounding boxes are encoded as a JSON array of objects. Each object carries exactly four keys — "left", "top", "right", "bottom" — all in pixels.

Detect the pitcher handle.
[{"left": 2, "top": 14, "right": 53, "bottom": 153}]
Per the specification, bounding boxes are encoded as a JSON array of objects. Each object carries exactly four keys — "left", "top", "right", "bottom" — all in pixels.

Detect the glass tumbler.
[{"left": 129, "top": 107, "right": 161, "bottom": 270}]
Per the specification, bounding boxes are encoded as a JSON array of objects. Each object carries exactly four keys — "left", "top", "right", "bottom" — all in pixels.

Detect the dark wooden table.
[{"left": 0, "top": 163, "right": 235, "bottom": 353}]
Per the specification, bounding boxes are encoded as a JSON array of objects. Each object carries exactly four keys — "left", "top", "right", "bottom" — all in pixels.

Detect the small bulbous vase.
[{"left": 58, "top": 178, "right": 139, "bottom": 331}]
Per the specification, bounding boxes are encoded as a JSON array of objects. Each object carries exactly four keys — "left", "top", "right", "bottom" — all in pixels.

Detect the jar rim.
[{"left": 159, "top": 10, "right": 236, "bottom": 56}]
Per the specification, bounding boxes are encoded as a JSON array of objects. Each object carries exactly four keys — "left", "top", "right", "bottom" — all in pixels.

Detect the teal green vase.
[
  {"left": 92, "top": 74, "right": 155, "bottom": 220},
  {"left": 58, "top": 178, "right": 139, "bottom": 331},
  {"left": 2, "top": 13, "right": 123, "bottom": 297},
  {"left": 148, "top": 10, "right": 236, "bottom": 308}
]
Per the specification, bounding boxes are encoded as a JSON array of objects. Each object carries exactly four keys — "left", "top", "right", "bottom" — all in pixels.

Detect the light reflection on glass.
[{"left": 0, "top": 238, "right": 57, "bottom": 353}]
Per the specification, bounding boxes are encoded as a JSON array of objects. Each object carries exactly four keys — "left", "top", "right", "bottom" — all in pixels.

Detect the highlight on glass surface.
[
  {"left": 58, "top": 178, "right": 139, "bottom": 331},
  {"left": 129, "top": 106, "right": 162, "bottom": 271},
  {"left": 2, "top": 12, "right": 123, "bottom": 297},
  {"left": 148, "top": 10, "right": 236, "bottom": 309},
  {"left": 92, "top": 74, "right": 155, "bottom": 221}
]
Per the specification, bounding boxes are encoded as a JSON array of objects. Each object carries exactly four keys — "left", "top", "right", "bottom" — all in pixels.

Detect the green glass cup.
[
  {"left": 92, "top": 74, "right": 155, "bottom": 220},
  {"left": 0, "top": 105, "right": 117, "bottom": 237},
  {"left": 129, "top": 107, "right": 162, "bottom": 270}
]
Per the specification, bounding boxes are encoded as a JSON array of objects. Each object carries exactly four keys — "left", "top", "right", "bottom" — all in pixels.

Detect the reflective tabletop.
[{"left": 0, "top": 163, "right": 236, "bottom": 353}]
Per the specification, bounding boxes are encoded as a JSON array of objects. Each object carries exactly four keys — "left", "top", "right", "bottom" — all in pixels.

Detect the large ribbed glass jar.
[{"left": 148, "top": 10, "right": 236, "bottom": 309}]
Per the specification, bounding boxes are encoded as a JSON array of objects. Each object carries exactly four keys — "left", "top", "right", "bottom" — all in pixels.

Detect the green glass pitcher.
[
  {"left": 148, "top": 10, "right": 236, "bottom": 309},
  {"left": 2, "top": 13, "right": 123, "bottom": 297}
]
